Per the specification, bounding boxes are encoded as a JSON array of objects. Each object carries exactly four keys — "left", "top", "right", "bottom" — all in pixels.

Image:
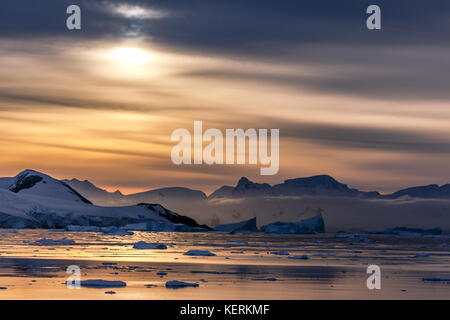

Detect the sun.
[{"left": 107, "top": 47, "right": 152, "bottom": 65}]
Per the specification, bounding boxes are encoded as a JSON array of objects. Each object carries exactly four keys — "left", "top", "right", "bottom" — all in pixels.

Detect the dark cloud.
[
  {"left": 1, "top": 0, "right": 449, "bottom": 46},
  {"left": 211, "top": 116, "right": 450, "bottom": 155},
  {"left": 280, "top": 120, "right": 450, "bottom": 154},
  {"left": 0, "top": 89, "right": 206, "bottom": 114},
  {"left": 1, "top": 1, "right": 449, "bottom": 101}
]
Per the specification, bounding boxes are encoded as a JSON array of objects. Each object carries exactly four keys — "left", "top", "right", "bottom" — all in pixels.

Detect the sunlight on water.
[{"left": 0, "top": 230, "right": 449, "bottom": 299}]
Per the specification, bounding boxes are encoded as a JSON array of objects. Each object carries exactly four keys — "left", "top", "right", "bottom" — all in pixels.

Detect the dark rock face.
[
  {"left": 9, "top": 174, "right": 43, "bottom": 193},
  {"left": 137, "top": 203, "right": 213, "bottom": 231},
  {"left": 60, "top": 182, "right": 93, "bottom": 204}
]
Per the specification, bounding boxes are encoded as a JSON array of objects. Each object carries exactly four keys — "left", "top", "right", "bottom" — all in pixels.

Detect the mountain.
[
  {"left": 0, "top": 170, "right": 210, "bottom": 231},
  {"left": 386, "top": 184, "right": 450, "bottom": 199},
  {"left": 272, "top": 175, "right": 379, "bottom": 197},
  {"left": 209, "top": 177, "right": 273, "bottom": 199},
  {"left": 209, "top": 175, "right": 380, "bottom": 199},
  {"left": 1, "top": 170, "right": 92, "bottom": 204},
  {"left": 62, "top": 178, "right": 124, "bottom": 205},
  {"left": 63, "top": 179, "right": 207, "bottom": 207}
]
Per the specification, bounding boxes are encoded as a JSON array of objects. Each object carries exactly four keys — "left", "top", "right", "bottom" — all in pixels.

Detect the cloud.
[{"left": 105, "top": 3, "right": 167, "bottom": 20}]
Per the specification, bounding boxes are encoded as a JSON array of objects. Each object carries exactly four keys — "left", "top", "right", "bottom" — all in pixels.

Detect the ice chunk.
[
  {"left": 261, "top": 215, "right": 325, "bottom": 234},
  {"left": 66, "top": 225, "right": 101, "bottom": 232},
  {"left": 102, "top": 227, "right": 134, "bottom": 236},
  {"left": 165, "top": 280, "right": 199, "bottom": 289},
  {"left": 80, "top": 280, "right": 126, "bottom": 288},
  {"left": 288, "top": 255, "right": 309, "bottom": 259},
  {"left": 422, "top": 278, "right": 450, "bottom": 282},
  {"left": 270, "top": 251, "right": 290, "bottom": 255},
  {"left": 183, "top": 250, "right": 216, "bottom": 256},
  {"left": 35, "top": 238, "right": 75, "bottom": 245},
  {"left": 378, "top": 227, "right": 441, "bottom": 236},
  {"left": 410, "top": 253, "right": 429, "bottom": 258},
  {"left": 133, "top": 241, "right": 167, "bottom": 250}
]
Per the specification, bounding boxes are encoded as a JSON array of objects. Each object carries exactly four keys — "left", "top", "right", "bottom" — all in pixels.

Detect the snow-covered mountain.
[
  {"left": 209, "top": 177, "right": 274, "bottom": 199},
  {"left": 0, "top": 170, "right": 210, "bottom": 231},
  {"left": 63, "top": 178, "right": 207, "bottom": 207},
  {"left": 1, "top": 169, "right": 449, "bottom": 232},
  {"left": 1, "top": 170, "right": 92, "bottom": 204},
  {"left": 386, "top": 184, "right": 450, "bottom": 199},
  {"left": 209, "top": 175, "right": 380, "bottom": 199}
]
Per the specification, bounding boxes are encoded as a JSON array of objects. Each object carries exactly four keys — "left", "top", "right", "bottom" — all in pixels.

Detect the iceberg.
[
  {"left": 102, "top": 227, "right": 134, "bottom": 236},
  {"left": 183, "top": 250, "right": 216, "bottom": 256},
  {"left": 79, "top": 280, "right": 127, "bottom": 288},
  {"left": 165, "top": 280, "right": 199, "bottom": 289},
  {"left": 376, "top": 227, "right": 442, "bottom": 236},
  {"left": 214, "top": 217, "right": 258, "bottom": 233},
  {"left": 133, "top": 241, "right": 167, "bottom": 250},
  {"left": 288, "top": 255, "right": 309, "bottom": 260},
  {"left": 35, "top": 238, "right": 75, "bottom": 245},
  {"left": 261, "top": 215, "right": 325, "bottom": 234}
]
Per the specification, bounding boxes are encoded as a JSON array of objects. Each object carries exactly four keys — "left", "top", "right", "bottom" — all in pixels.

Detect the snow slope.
[
  {"left": 0, "top": 170, "right": 210, "bottom": 231},
  {"left": 63, "top": 178, "right": 207, "bottom": 208}
]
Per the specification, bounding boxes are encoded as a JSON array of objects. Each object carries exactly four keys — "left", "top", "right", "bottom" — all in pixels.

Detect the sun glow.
[{"left": 107, "top": 47, "right": 152, "bottom": 65}]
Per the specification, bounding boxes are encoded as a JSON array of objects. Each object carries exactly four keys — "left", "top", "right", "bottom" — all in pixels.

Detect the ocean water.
[{"left": 0, "top": 229, "right": 449, "bottom": 299}]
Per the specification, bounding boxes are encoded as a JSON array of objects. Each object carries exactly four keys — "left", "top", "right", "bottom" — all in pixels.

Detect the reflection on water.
[{"left": 0, "top": 229, "right": 449, "bottom": 299}]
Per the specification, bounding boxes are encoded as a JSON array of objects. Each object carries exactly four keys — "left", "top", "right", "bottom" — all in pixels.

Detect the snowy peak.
[
  {"left": 387, "top": 184, "right": 450, "bottom": 199},
  {"left": 63, "top": 178, "right": 120, "bottom": 196},
  {"left": 9, "top": 170, "right": 44, "bottom": 193},
  {"left": 209, "top": 177, "right": 273, "bottom": 199},
  {"left": 281, "top": 175, "right": 348, "bottom": 190},
  {"left": 233, "top": 177, "right": 273, "bottom": 196},
  {"left": 9, "top": 170, "right": 92, "bottom": 204},
  {"left": 209, "top": 175, "right": 375, "bottom": 199},
  {"left": 272, "top": 174, "right": 365, "bottom": 197}
]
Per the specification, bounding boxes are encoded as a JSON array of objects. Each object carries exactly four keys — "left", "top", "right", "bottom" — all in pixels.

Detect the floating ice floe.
[
  {"left": 376, "top": 227, "right": 442, "bottom": 236},
  {"left": 165, "top": 280, "right": 199, "bottom": 289},
  {"left": 133, "top": 241, "right": 167, "bottom": 250},
  {"left": 410, "top": 253, "right": 429, "bottom": 258},
  {"left": 66, "top": 225, "right": 101, "bottom": 232},
  {"left": 102, "top": 227, "right": 134, "bottom": 236},
  {"left": 35, "top": 238, "right": 75, "bottom": 245},
  {"left": 261, "top": 215, "right": 324, "bottom": 234},
  {"left": 270, "top": 251, "right": 290, "bottom": 256},
  {"left": 183, "top": 250, "right": 216, "bottom": 256},
  {"left": 422, "top": 278, "right": 450, "bottom": 282},
  {"left": 80, "top": 279, "right": 127, "bottom": 288},
  {"left": 253, "top": 277, "right": 277, "bottom": 281},
  {"left": 0, "top": 229, "right": 17, "bottom": 233},
  {"left": 288, "top": 255, "right": 309, "bottom": 259}
]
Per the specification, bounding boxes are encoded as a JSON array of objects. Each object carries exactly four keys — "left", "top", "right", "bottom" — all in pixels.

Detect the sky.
[{"left": 0, "top": 0, "right": 449, "bottom": 194}]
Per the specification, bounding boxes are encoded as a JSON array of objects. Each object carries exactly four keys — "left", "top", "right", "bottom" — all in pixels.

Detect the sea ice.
[
  {"left": 183, "top": 250, "right": 216, "bottom": 256},
  {"left": 133, "top": 241, "right": 167, "bottom": 250},
  {"left": 80, "top": 280, "right": 127, "bottom": 288},
  {"left": 165, "top": 280, "right": 199, "bottom": 289},
  {"left": 270, "top": 251, "right": 290, "bottom": 255},
  {"left": 35, "top": 238, "right": 75, "bottom": 245},
  {"left": 288, "top": 255, "right": 309, "bottom": 259}
]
